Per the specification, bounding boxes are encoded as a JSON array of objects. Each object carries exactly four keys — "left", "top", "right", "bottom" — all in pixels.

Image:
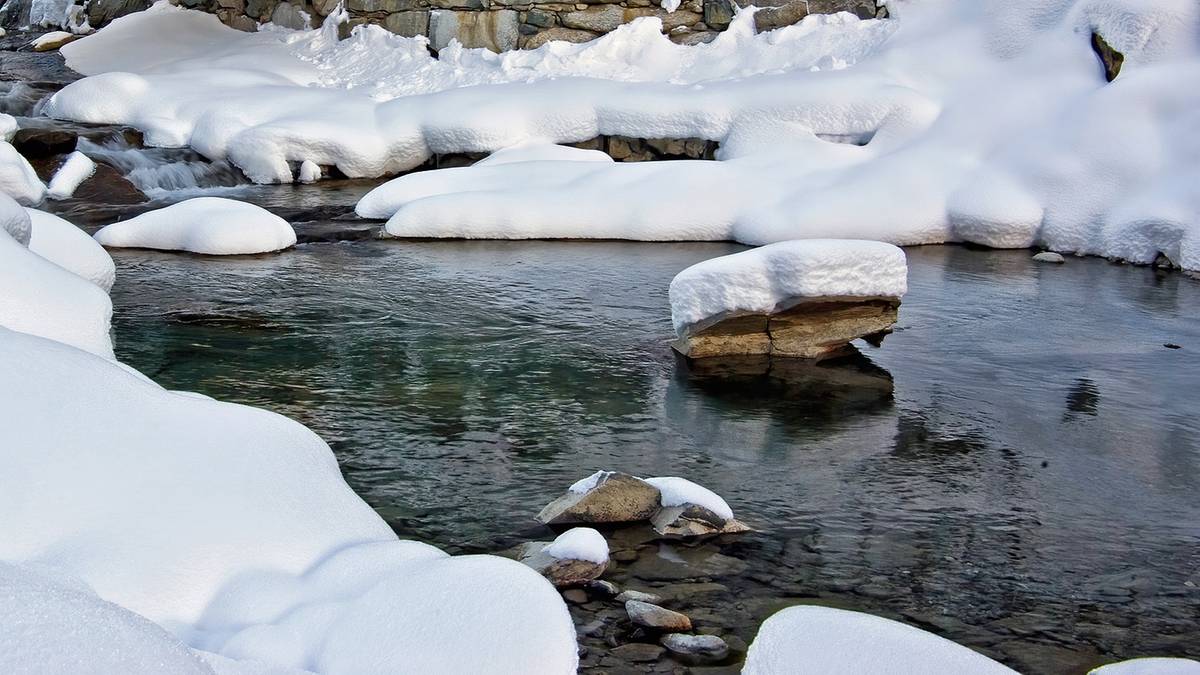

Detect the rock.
[
  {"left": 560, "top": 5, "right": 623, "bottom": 32},
  {"left": 661, "top": 633, "right": 729, "bottom": 660},
  {"left": 32, "top": 32, "right": 79, "bottom": 52},
  {"left": 385, "top": 10, "right": 430, "bottom": 36},
  {"left": 674, "top": 299, "right": 900, "bottom": 360},
  {"left": 525, "top": 8, "right": 556, "bottom": 26},
  {"left": 1091, "top": 31, "right": 1124, "bottom": 82},
  {"left": 519, "top": 543, "right": 607, "bottom": 586},
  {"left": 585, "top": 579, "right": 620, "bottom": 597},
  {"left": 270, "top": 2, "right": 311, "bottom": 30},
  {"left": 86, "top": 0, "right": 152, "bottom": 26},
  {"left": 537, "top": 471, "right": 662, "bottom": 525},
  {"left": 246, "top": 0, "right": 280, "bottom": 19},
  {"left": 312, "top": 0, "right": 342, "bottom": 14},
  {"left": 651, "top": 504, "right": 752, "bottom": 537},
  {"left": 520, "top": 26, "right": 598, "bottom": 49},
  {"left": 615, "top": 589, "right": 663, "bottom": 604},
  {"left": 1033, "top": 251, "right": 1066, "bottom": 264},
  {"left": 611, "top": 643, "right": 666, "bottom": 662},
  {"left": 626, "top": 600, "right": 692, "bottom": 631},
  {"left": 430, "top": 9, "right": 520, "bottom": 52},
  {"left": 702, "top": 0, "right": 732, "bottom": 29},
  {"left": 673, "top": 30, "right": 718, "bottom": 45},
  {"left": 11, "top": 128, "right": 77, "bottom": 159},
  {"left": 67, "top": 163, "right": 147, "bottom": 205},
  {"left": 624, "top": 7, "right": 702, "bottom": 31},
  {"left": 753, "top": 0, "right": 806, "bottom": 32},
  {"left": 562, "top": 588, "right": 589, "bottom": 603}
]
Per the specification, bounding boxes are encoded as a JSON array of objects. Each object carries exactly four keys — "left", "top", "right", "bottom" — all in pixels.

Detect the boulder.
[
  {"left": 32, "top": 32, "right": 79, "bottom": 52},
  {"left": 385, "top": 10, "right": 430, "bottom": 37},
  {"left": 1091, "top": 31, "right": 1123, "bottom": 82},
  {"left": 11, "top": 128, "right": 77, "bottom": 159},
  {"left": 518, "top": 544, "right": 608, "bottom": 588},
  {"left": 560, "top": 5, "right": 623, "bottom": 32},
  {"left": 537, "top": 471, "right": 662, "bottom": 525},
  {"left": 430, "top": 9, "right": 519, "bottom": 52},
  {"left": 661, "top": 633, "right": 729, "bottom": 660},
  {"left": 270, "top": 2, "right": 311, "bottom": 30},
  {"left": 651, "top": 504, "right": 751, "bottom": 538},
  {"left": 626, "top": 600, "right": 692, "bottom": 631},
  {"left": 520, "top": 26, "right": 598, "bottom": 49}
]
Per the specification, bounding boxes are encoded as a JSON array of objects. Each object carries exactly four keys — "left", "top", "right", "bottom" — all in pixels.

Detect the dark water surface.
[{"left": 109, "top": 241, "right": 1200, "bottom": 673}]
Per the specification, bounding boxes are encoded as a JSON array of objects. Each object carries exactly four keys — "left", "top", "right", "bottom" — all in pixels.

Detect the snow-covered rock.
[
  {"left": 46, "top": 151, "right": 97, "bottom": 200},
  {"left": 471, "top": 142, "right": 613, "bottom": 168},
  {"left": 1090, "top": 658, "right": 1200, "bottom": 675},
  {"left": 0, "top": 209, "right": 113, "bottom": 358},
  {"left": 0, "top": 327, "right": 579, "bottom": 673},
  {"left": 644, "top": 477, "right": 733, "bottom": 521},
  {"left": 743, "top": 606, "right": 1017, "bottom": 675},
  {"left": 544, "top": 527, "right": 609, "bottom": 565},
  {"left": 538, "top": 471, "right": 662, "bottom": 525},
  {"left": 26, "top": 209, "right": 116, "bottom": 291},
  {"left": 0, "top": 192, "right": 31, "bottom": 245},
  {"left": 519, "top": 528, "right": 609, "bottom": 587},
  {"left": 0, "top": 141, "right": 47, "bottom": 205},
  {"left": 297, "top": 159, "right": 320, "bottom": 183},
  {"left": 31, "top": 30, "right": 78, "bottom": 51},
  {"left": 0, "top": 114, "right": 16, "bottom": 143},
  {"left": 93, "top": 197, "right": 297, "bottom": 255}
]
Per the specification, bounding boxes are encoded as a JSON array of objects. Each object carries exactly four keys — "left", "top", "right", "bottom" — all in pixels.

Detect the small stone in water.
[
  {"left": 661, "top": 633, "right": 729, "bottom": 660},
  {"left": 562, "top": 588, "right": 589, "bottom": 604},
  {"left": 611, "top": 642, "right": 666, "bottom": 662},
  {"left": 586, "top": 579, "right": 620, "bottom": 597},
  {"left": 615, "top": 589, "right": 664, "bottom": 604},
  {"left": 1032, "top": 251, "right": 1066, "bottom": 264},
  {"left": 626, "top": 600, "right": 692, "bottom": 631}
]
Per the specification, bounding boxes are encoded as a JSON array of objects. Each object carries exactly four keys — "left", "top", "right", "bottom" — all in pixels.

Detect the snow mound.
[
  {"left": 1, "top": 141, "right": 46, "bottom": 205},
  {"left": 0, "top": 114, "right": 15, "bottom": 142},
  {"left": 0, "top": 562, "right": 212, "bottom": 675},
  {"left": 1, "top": 192, "right": 31, "bottom": 245},
  {"left": 1090, "top": 658, "right": 1200, "bottom": 675},
  {"left": 93, "top": 197, "right": 297, "bottom": 255},
  {"left": 47, "top": 151, "right": 97, "bottom": 199},
  {"left": 668, "top": 239, "right": 907, "bottom": 335},
  {"left": 473, "top": 142, "right": 613, "bottom": 167},
  {"left": 27, "top": 209, "right": 116, "bottom": 291},
  {"left": 0, "top": 328, "right": 578, "bottom": 673},
  {"left": 0, "top": 212, "right": 113, "bottom": 358},
  {"left": 545, "top": 528, "right": 609, "bottom": 564},
  {"left": 643, "top": 476, "right": 734, "bottom": 521},
  {"left": 743, "top": 606, "right": 1017, "bottom": 675}
]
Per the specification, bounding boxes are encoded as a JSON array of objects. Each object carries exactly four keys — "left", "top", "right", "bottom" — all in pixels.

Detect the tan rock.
[
  {"left": 537, "top": 472, "right": 662, "bottom": 525},
  {"left": 626, "top": 600, "right": 692, "bottom": 631}
]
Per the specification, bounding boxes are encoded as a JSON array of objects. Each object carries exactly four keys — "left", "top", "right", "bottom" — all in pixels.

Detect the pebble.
[
  {"left": 611, "top": 642, "right": 666, "bottom": 662},
  {"left": 660, "top": 633, "right": 729, "bottom": 660},
  {"left": 586, "top": 579, "right": 620, "bottom": 597},
  {"left": 626, "top": 600, "right": 693, "bottom": 631},
  {"left": 562, "top": 588, "right": 588, "bottom": 604},
  {"left": 1033, "top": 251, "right": 1066, "bottom": 264},
  {"left": 616, "top": 589, "right": 664, "bottom": 604}
]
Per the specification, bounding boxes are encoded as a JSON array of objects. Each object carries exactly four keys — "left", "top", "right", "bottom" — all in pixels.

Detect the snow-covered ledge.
[{"left": 669, "top": 240, "right": 907, "bottom": 360}]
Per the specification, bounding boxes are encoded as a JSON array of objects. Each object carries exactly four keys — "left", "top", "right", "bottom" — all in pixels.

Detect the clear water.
[{"left": 108, "top": 240, "right": 1200, "bottom": 674}]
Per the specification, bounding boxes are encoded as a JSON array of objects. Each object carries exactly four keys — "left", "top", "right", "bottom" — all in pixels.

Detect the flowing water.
[{"left": 107, "top": 235, "right": 1200, "bottom": 674}]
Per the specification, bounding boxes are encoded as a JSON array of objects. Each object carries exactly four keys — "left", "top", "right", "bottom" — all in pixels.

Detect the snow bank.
[
  {"left": 0, "top": 192, "right": 31, "bottom": 245},
  {"left": 27, "top": 209, "right": 116, "bottom": 291},
  {"left": 0, "top": 114, "right": 15, "bottom": 142},
  {"left": 472, "top": 142, "right": 613, "bottom": 167},
  {"left": 0, "top": 562, "right": 211, "bottom": 675},
  {"left": 1, "top": 141, "right": 46, "bottom": 205},
  {"left": 0, "top": 327, "right": 578, "bottom": 673},
  {"left": 545, "top": 528, "right": 609, "bottom": 565},
  {"left": 1090, "top": 659, "right": 1200, "bottom": 675},
  {"left": 46, "top": 151, "right": 96, "bottom": 199},
  {"left": 93, "top": 197, "right": 297, "bottom": 255},
  {"left": 643, "top": 477, "right": 733, "bottom": 521},
  {"left": 743, "top": 606, "right": 1017, "bottom": 675},
  {"left": 0, "top": 208, "right": 113, "bottom": 358},
  {"left": 668, "top": 239, "right": 907, "bottom": 335}
]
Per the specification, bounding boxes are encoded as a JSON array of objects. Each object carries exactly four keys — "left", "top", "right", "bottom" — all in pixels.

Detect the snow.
[
  {"left": 0, "top": 562, "right": 212, "bottom": 675},
  {"left": 544, "top": 528, "right": 609, "bottom": 564},
  {"left": 43, "top": 0, "right": 1200, "bottom": 269},
  {"left": 297, "top": 159, "right": 320, "bottom": 183},
  {"left": 668, "top": 239, "right": 907, "bottom": 334},
  {"left": 27, "top": 0, "right": 72, "bottom": 29},
  {"left": 0, "top": 114, "right": 15, "bottom": 142},
  {"left": 46, "top": 150, "right": 96, "bottom": 199},
  {"left": 26, "top": 208, "right": 116, "bottom": 291},
  {"left": 0, "top": 208, "right": 114, "bottom": 358},
  {"left": 643, "top": 477, "right": 734, "bottom": 521},
  {"left": 742, "top": 605, "right": 1017, "bottom": 675},
  {"left": 1090, "top": 659, "right": 1200, "bottom": 675},
  {"left": 660, "top": 0, "right": 681, "bottom": 13},
  {"left": 568, "top": 470, "right": 614, "bottom": 494},
  {"left": 31, "top": 30, "right": 73, "bottom": 49},
  {"left": 471, "top": 142, "right": 613, "bottom": 168},
  {"left": 0, "top": 327, "right": 579, "bottom": 673},
  {"left": 0, "top": 141, "right": 46, "bottom": 205},
  {"left": 0, "top": 191, "right": 31, "bottom": 245},
  {"left": 93, "top": 197, "right": 297, "bottom": 255}
]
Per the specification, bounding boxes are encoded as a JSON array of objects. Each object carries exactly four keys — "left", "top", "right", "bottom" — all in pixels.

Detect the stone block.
[
  {"left": 560, "top": 4, "right": 622, "bottom": 32},
  {"left": 623, "top": 7, "right": 700, "bottom": 31},
  {"left": 701, "top": 0, "right": 732, "bottom": 29},
  {"left": 385, "top": 9, "right": 430, "bottom": 35},
  {"left": 753, "top": 0, "right": 805, "bottom": 32},
  {"left": 520, "top": 25, "right": 598, "bottom": 48},
  {"left": 430, "top": 9, "right": 520, "bottom": 51},
  {"left": 525, "top": 7, "right": 555, "bottom": 26}
]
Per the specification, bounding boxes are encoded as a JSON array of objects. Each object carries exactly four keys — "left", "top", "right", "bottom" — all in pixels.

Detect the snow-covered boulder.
[
  {"left": 743, "top": 606, "right": 1016, "bottom": 675},
  {"left": 0, "top": 141, "right": 47, "bottom": 205},
  {"left": 0, "top": 206, "right": 113, "bottom": 358},
  {"left": 519, "top": 527, "right": 609, "bottom": 587},
  {"left": 0, "top": 327, "right": 579, "bottom": 673},
  {"left": 0, "top": 563, "right": 211, "bottom": 675},
  {"left": 537, "top": 471, "right": 662, "bottom": 525},
  {"left": 46, "top": 151, "right": 97, "bottom": 200},
  {"left": 645, "top": 476, "right": 749, "bottom": 538},
  {"left": 26, "top": 209, "right": 116, "bottom": 291},
  {"left": 669, "top": 240, "right": 907, "bottom": 360},
  {"left": 93, "top": 197, "right": 297, "bottom": 255},
  {"left": 1090, "top": 658, "right": 1200, "bottom": 675}
]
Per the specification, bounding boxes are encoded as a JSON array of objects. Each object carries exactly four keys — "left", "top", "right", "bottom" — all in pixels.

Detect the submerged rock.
[
  {"left": 626, "top": 600, "right": 693, "bottom": 632},
  {"left": 537, "top": 471, "right": 661, "bottom": 525},
  {"left": 661, "top": 633, "right": 729, "bottom": 660},
  {"left": 651, "top": 504, "right": 752, "bottom": 538},
  {"left": 1033, "top": 251, "right": 1066, "bottom": 264},
  {"left": 611, "top": 642, "right": 665, "bottom": 662},
  {"left": 615, "top": 589, "right": 664, "bottom": 605}
]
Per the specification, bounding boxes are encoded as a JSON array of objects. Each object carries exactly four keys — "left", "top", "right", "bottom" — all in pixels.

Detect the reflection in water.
[{"left": 108, "top": 241, "right": 1200, "bottom": 673}]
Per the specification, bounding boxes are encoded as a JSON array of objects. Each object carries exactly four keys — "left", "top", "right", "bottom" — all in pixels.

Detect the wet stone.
[
  {"left": 660, "top": 633, "right": 729, "bottom": 660},
  {"left": 626, "top": 600, "right": 692, "bottom": 632},
  {"left": 611, "top": 642, "right": 666, "bottom": 662}
]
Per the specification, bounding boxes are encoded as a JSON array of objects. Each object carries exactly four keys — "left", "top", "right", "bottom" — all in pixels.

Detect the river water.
[{"left": 107, "top": 233, "right": 1200, "bottom": 674}]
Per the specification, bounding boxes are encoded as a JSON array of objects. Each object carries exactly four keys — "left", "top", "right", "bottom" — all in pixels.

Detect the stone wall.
[{"left": 62, "top": 0, "right": 882, "bottom": 51}]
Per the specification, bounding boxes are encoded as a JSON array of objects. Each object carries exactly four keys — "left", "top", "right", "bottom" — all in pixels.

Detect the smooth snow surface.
[
  {"left": 471, "top": 142, "right": 613, "bottom": 167},
  {"left": 545, "top": 528, "right": 609, "bottom": 564},
  {"left": 0, "top": 213, "right": 113, "bottom": 358},
  {"left": 0, "top": 141, "right": 46, "bottom": 205},
  {"left": 569, "top": 470, "right": 614, "bottom": 494},
  {"left": 743, "top": 606, "right": 1017, "bottom": 675},
  {"left": 0, "top": 562, "right": 213, "bottom": 675},
  {"left": 0, "top": 114, "right": 15, "bottom": 142},
  {"left": 46, "top": 151, "right": 96, "bottom": 199},
  {"left": 668, "top": 239, "right": 907, "bottom": 334},
  {"left": 0, "top": 192, "right": 31, "bottom": 245},
  {"left": 93, "top": 197, "right": 297, "bottom": 255},
  {"left": 44, "top": 0, "right": 1200, "bottom": 269},
  {"left": 26, "top": 209, "right": 116, "bottom": 291},
  {"left": 643, "top": 477, "right": 734, "bottom": 521},
  {"left": 0, "top": 328, "right": 579, "bottom": 674},
  {"left": 1091, "top": 659, "right": 1200, "bottom": 675}
]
